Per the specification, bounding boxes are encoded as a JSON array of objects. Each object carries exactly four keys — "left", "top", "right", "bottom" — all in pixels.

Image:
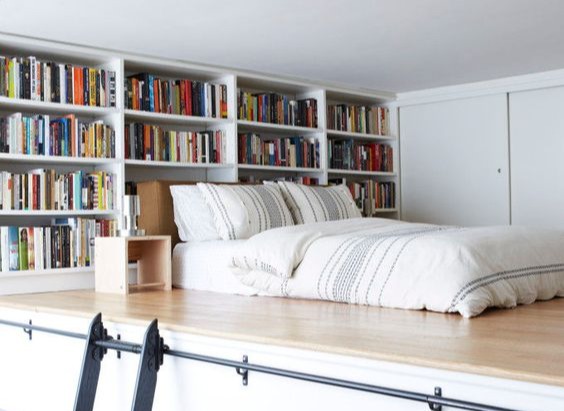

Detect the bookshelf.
[{"left": 0, "top": 32, "right": 398, "bottom": 294}]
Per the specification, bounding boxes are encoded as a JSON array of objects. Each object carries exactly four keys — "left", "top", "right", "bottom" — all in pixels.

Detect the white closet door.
[
  {"left": 510, "top": 87, "right": 564, "bottom": 228},
  {"left": 400, "top": 94, "right": 510, "bottom": 226}
]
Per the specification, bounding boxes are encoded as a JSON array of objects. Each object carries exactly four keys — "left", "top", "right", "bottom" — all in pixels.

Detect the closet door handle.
[{"left": 497, "top": 168, "right": 502, "bottom": 174}]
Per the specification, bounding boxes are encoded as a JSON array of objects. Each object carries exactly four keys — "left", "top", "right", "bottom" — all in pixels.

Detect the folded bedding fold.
[{"left": 230, "top": 218, "right": 564, "bottom": 317}]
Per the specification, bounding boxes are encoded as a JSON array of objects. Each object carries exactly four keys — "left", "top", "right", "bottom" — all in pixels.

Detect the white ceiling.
[{"left": 1, "top": 0, "right": 564, "bottom": 93}]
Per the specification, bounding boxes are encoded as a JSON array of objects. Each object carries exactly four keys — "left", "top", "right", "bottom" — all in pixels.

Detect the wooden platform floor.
[{"left": 0, "top": 289, "right": 563, "bottom": 387}]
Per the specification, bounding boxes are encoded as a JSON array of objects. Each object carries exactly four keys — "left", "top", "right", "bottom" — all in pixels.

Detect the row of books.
[
  {"left": 0, "top": 218, "right": 116, "bottom": 272},
  {"left": 0, "top": 113, "right": 115, "bottom": 158},
  {"left": 330, "top": 178, "right": 396, "bottom": 215},
  {"left": 238, "top": 176, "right": 319, "bottom": 185},
  {"left": 328, "top": 140, "right": 393, "bottom": 172},
  {"left": 238, "top": 133, "right": 320, "bottom": 169},
  {"left": 125, "top": 73, "right": 228, "bottom": 118},
  {"left": 237, "top": 90, "right": 318, "bottom": 128},
  {"left": 0, "top": 55, "right": 116, "bottom": 107},
  {"left": 0, "top": 170, "right": 116, "bottom": 211},
  {"left": 125, "top": 123, "right": 225, "bottom": 164},
  {"left": 327, "top": 104, "right": 390, "bottom": 136}
]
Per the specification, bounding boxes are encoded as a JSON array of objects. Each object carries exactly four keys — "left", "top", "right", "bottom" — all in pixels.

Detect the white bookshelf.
[{"left": 0, "top": 32, "right": 399, "bottom": 294}]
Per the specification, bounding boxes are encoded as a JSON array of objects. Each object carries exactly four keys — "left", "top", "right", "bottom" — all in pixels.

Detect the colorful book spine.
[
  {"left": 328, "top": 140, "right": 393, "bottom": 172},
  {"left": 0, "top": 218, "right": 116, "bottom": 271},
  {"left": 0, "top": 169, "right": 116, "bottom": 211},
  {"left": 0, "top": 113, "right": 115, "bottom": 158},
  {"left": 237, "top": 133, "right": 320, "bottom": 169},
  {"left": 330, "top": 178, "right": 396, "bottom": 215},
  {"left": 237, "top": 89, "right": 318, "bottom": 128},
  {"left": 239, "top": 175, "right": 319, "bottom": 185},
  {"left": 327, "top": 104, "right": 390, "bottom": 136},
  {"left": 125, "top": 73, "right": 228, "bottom": 119},
  {"left": 124, "top": 123, "right": 225, "bottom": 164},
  {"left": 0, "top": 55, "right": 116, "bottom": 107}
]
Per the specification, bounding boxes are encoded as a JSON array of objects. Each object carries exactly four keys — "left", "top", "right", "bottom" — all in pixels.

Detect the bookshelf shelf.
[
  {"left": 0, "top": 32, "right": 399, "bottom": 295},
  {"left": 0, "top": 266, "right": 94, "bottom": 279},
  {"left": 372, "top": 208, "right": 398, "bottom": 213},
  {"left": 0, "top": 153, "right": 118, "bottom": 166},
  {"left": 125, "top": 159, "right": 233, "bottom": 169},
  {"left": 0, "top": 96, "right": 118, "bottom": 116},
  {"left": 327, "top": 130, "right": 395, "bottom": 141},
  {"left": 237, "top": 120, "right": 322, "bottom": 135},
  {"left": 238, "top": 164, "right": 322, "bottom": 173},
  {"left": 124, "top": 109, "right": 231, "bottom": 127},
  {"left": 328, "top": 169, "right": 396, "bottom": 177},
  {"left": 0, "top": 210, "right": 117, "bottom": 217}
]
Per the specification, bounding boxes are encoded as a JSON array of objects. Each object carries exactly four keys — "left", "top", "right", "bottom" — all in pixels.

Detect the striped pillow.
[
  {"left": 276, "top": 182, "right": 362, "bottom": 224},
  {"left": 197, "top": 183, "right": 294, "bottom": 240}
]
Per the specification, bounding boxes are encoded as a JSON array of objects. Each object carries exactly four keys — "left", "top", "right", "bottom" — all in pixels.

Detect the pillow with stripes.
[
  {"left": 276, "top": 182, "right": 362, "bottom": 224},
  {"left": 197, "top": 183, "right": 294, "bottom": 240}
]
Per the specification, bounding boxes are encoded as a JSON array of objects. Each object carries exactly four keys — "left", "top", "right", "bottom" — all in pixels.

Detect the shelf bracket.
[
  {"left": 131, "top": 319, "right": 164, "bottom": 411},
  {"left": 235, "top": 355, "right": 249, "bottom": 386},
  {"left": 74, "top": 313, "right": 107, "bottom": 411},
  {"left": 428, "top": 386, "right": 443, "bottom": 411},
  {"left": 23, "top": 319, "right": 32, "bottom": 340}
]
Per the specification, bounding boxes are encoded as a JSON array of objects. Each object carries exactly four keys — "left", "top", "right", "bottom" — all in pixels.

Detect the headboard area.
[{"left": 137, "top": 180, "right": 196, "bottom": 248}]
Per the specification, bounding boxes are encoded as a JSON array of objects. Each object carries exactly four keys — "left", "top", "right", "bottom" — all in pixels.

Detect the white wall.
[
  {"left": 398, "top": 73, "right": 564, "bottom": 228},
  {"left": 509, "top": 86, "right": 564, "bottom": 228},
  {"left": 399, "top": 94, "right": 510, "bottom": 226}
]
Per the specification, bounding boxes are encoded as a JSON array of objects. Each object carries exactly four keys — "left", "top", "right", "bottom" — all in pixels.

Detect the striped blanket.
[{"left": 230, "top": 218, "right": 564, "bottom": 317}]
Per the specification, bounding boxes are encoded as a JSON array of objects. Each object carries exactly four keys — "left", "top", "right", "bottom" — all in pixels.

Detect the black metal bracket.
[
  {"left": 235, "top": 355, "right": 249, "bottom": 386},
  {"left": 23, "top": 319, "right": 32, "bottom": 340},
  {"left": 131, "top": 319, "right": 165, "bottom": 411},
  {"left": 428, "top": 386, "right": 442, "bottom": 411},
  {"left": 116, "top": 334, "right": 122, "bottom": 359},
  {"left": 74, "top": 313, "right": 107, "bottom": 411}
]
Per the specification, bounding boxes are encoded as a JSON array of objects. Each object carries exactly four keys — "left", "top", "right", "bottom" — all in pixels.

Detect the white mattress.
[{"left": 172, "top": 240, "right": 258, "bottom": 295}]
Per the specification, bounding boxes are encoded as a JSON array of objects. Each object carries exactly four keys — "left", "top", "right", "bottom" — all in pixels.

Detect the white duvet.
[{"left": 230, "top": 218, "right": 564, "bottom": 317}]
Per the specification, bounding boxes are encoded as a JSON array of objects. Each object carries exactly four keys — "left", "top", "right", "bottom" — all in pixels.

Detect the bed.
[{"left": 137, "top": 180, "right": 564, "bottom": 318}]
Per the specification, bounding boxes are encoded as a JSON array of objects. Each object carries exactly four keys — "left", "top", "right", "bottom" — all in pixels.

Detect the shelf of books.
[{"left": 0, "top": 32, "right": 399, "bottom": 294}]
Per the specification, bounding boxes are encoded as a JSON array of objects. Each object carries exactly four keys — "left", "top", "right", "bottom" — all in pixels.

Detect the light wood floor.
[{"left": 0, "top": 289, "right": 563, "bottom": 387}]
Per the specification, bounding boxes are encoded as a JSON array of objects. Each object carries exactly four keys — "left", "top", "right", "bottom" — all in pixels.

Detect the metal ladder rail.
[{"left": 0, "top": 314, "right": 521, "bottom": 411}]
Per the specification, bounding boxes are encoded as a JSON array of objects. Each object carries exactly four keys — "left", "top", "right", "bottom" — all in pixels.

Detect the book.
[
  {"left": 18, "top": 227, "right": 28, "bottom": 270},
  {"left": 0, "top": 54, "right": 116, "bottom": 107},
  {"left": 0, "top": 226, "right": 9, "bottom": 272},
  {"left": 8, "top": 226, "right": 18, "bottom": 270}
]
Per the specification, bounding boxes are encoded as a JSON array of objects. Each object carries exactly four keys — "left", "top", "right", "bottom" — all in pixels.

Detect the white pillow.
[
  {"left": 170, "top": 185, "right": 220, "bottom": 242},
  {"left": 197, "top": 183, "right": 294, "bottom": 240},
  {"left": 276, "top": 182, "right": 362, "bottom": 224}
]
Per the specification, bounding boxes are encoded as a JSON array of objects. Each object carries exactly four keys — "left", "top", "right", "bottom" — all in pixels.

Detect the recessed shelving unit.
[{"left": 0, "top": 32, "right": 399, "bottom": 294}]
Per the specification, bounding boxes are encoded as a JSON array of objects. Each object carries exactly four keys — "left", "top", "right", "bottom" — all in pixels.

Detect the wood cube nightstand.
[{"left": 95, "top": 235, "right": 172, "bottom": 294}]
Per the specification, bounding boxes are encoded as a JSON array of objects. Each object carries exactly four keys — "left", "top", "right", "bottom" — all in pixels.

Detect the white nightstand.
[{"left": 95, "top": 235, "right": 172, "bottom": 294}]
